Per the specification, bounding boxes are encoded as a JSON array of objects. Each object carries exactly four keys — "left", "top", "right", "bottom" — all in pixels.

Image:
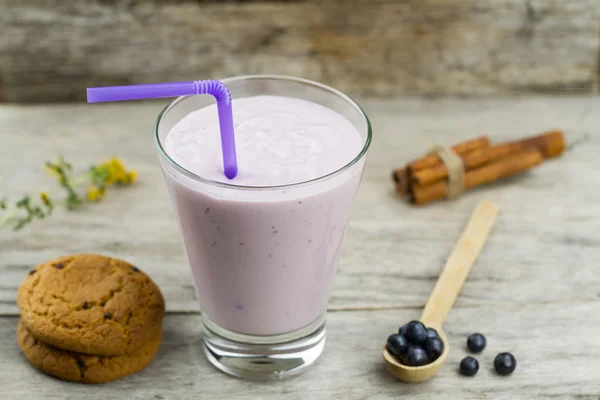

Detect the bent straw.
[{"left": 87, "top": 80, "right": 238, "bottom": 179}]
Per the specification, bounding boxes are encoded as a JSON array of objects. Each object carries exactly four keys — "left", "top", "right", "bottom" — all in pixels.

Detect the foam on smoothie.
[{"left": 164, "top": 95, "right": 363, "bottom": 186}]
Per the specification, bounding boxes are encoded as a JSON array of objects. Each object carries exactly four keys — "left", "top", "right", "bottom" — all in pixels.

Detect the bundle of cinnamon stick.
[{"left": 392, "top": 130, "right": 565, "bottom": 205}]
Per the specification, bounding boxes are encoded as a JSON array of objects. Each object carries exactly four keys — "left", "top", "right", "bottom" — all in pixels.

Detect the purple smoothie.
[{"left": 161, "top": 95, "right": 366, "bottom": 335}]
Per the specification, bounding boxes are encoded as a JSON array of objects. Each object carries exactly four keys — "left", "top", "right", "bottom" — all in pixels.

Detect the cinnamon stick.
[
  {"left": 392, "top": 136, "right": 490, "bottom": 195},
  {"left": 410, "top": 149, "right": 543, "bottom": 205},
  {"left": 392, "top": 168, "right": 409, "bottom": 196},
  {"left": 412, "top": 131, "right": 564, "bottom": 186}
]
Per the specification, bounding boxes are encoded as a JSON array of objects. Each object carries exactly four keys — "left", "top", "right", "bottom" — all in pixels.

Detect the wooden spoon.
[{"left": 383, "top": 200, "right": 499, "bottom": 383}]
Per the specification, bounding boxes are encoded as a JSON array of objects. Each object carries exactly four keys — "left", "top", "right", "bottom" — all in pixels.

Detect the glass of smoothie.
[{"left": 154, "top": 75, "right": 371, "bottom": 379}]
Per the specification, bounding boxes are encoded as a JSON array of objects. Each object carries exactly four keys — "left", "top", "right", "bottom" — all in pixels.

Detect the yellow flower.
[
  {"left": 91, "top": 158, "right": 137, "bottom": 187},
  {"left": 97, "top": 157, "right": 124, "bottom": 185},
  {"left": 87, "top": 184, "right": 105, "bottom": 202},
  {"left": 40, "top": 192, "right": 51, "bottom": 206},
  {"left": 125, "top": 170, "right": 137, "bottom": 184}
]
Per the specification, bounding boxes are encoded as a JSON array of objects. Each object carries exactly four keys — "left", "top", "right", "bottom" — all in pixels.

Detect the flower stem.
[
  {"left": 0, "top": 208, "right": 18, "bottom": 228},
  {"left": 0, "top": 173, "right": 89, "bottom": 229},
  {"left": 71, "top": 173, "right": 91, "bottom": 186}
]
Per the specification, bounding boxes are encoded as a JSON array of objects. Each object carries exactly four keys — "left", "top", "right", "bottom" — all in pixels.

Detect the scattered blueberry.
[
  {"left": 459, "top": 356, "right": 479, "bottom": 376},
  {"left": 28, "top": 269, "right": 36, "bottom": 275},
  {"left": 424, "top": 337, "right": 445, "bottom": 361},
  {"left": 131, "top": 266, "right": 139, "bottom": 272},
  {"left": 77, "top": 359, "right": 86, "bottom": 369},
  {"left": 386, "top": 334, "right": 409, "bottom": 358},
  {"left": 467, "top": 333, "right": 487, "bottom": 353},
  {"left": 426, "top": 327, "right": 439, "bottom": 339},
  {"left": 403, "top": 345, "right": 430, "bottom": 367},
  {"left": 405, "top": 320, "right": 428, "bottom": 345},
  {"left": 82, "top": 302, "right": 89, "bottom": 310},
  {"left": 54, "top": 263, "right": 64, "bottom": 269},
  {"left": 104, "top": 312, "right": 112, "bottom": 319},
  {"left": 494, "top": 352, "right": 517, "bottom": 376}
]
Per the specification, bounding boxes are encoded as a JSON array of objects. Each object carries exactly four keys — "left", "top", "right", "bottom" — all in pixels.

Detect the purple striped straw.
[{"left": 87, "top": 80, "right": 238, "bottom": 179}]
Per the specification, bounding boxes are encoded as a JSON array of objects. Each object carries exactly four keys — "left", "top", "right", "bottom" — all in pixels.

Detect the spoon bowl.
[{"left": 383, "top": 326, "right": 449, "bottom": 383}]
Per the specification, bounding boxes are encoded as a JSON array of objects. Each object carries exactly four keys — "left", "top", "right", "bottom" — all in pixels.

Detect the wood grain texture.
[
  {"left": 1, "top": 0, "right": 599, "bottom": 102},
  {"left": 2, "top": 303, "right": 600, "bottom": 399},
  {"left": 1, "top": 96, "right": 600, "bottom": 316}
]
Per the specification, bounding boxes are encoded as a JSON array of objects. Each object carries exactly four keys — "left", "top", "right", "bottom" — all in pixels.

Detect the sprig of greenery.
[
  {"left": 0, "top": 156, "right": 137, "bottom": 231},
  {"left": 45, "top": 157, "right": 82, "bottom": 209},
  {"left": 13, "top": 195, "right": 54, "bottom": 230}
]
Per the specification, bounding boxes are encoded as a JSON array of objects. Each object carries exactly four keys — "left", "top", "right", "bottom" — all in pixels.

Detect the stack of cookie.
[{"left": 16, "top": 254, "right": 165, "bottom": 384}]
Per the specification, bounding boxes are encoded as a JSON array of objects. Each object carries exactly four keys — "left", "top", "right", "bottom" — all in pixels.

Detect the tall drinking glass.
[{"left": 154, "top": 75, "right": 371, "bottom": 379}]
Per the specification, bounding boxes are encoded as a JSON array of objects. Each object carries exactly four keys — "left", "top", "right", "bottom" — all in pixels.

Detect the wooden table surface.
[{"left": 1, "top": 96, "right": 599, "bottom": 399}]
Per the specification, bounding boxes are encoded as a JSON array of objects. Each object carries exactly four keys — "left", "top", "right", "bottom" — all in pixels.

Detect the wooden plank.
[
  {"left": 1, "top": 302, "right": 600, "bottom": 398},
  {"left": 0, "top": 0, "right": 599, "bottom": 102},
  {"left": 1, "top": 96, "right": 599, "bottom": 316}
]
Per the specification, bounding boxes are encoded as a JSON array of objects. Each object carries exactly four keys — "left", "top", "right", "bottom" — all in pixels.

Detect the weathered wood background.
[{"left": 1, "top": 0, "right": 599, "bottom": 103}]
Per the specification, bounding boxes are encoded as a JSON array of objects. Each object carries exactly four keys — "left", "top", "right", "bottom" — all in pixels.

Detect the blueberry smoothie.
[{"left": 160, "top": 95, "right": 367, "bottom": 336}]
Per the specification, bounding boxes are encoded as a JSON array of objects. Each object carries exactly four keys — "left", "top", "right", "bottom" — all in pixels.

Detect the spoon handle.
[{"left": 420, "top": 200, "right": 499, "bottom": 328}]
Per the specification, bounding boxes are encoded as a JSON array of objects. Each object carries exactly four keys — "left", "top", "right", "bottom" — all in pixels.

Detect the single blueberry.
[
  {"left": 424, "top": 337, "right": 445, "bottom": 361},
  {"left": 405, "top": 320, "right": 428, "bottom": 345},
  {"left": 403, "top": 345, "right": 430, "bottom": 366},
  {"left": 459, "top": 356, "right": 479, "bottom": 376},
  {"left": 386, "top": 334, "right": 409, "bottom": 359},
  {"left": 467, "top": 333, "right": 487, "bottom": 353},
  {"left": 494, "top": 352, "right": 517, "bottom": 376},
  {"left": 426, "top": 327, "right": 439, "bottom": 339}
]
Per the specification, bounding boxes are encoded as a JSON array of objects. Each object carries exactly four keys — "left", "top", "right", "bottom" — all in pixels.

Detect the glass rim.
[{"left": 153, "top": 74, "right": 372, "bottom": 191}]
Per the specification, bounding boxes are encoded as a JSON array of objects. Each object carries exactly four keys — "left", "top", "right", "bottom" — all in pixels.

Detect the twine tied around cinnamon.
[{"left": 427, "top": 145, "right": 465, "bottom": 199}]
